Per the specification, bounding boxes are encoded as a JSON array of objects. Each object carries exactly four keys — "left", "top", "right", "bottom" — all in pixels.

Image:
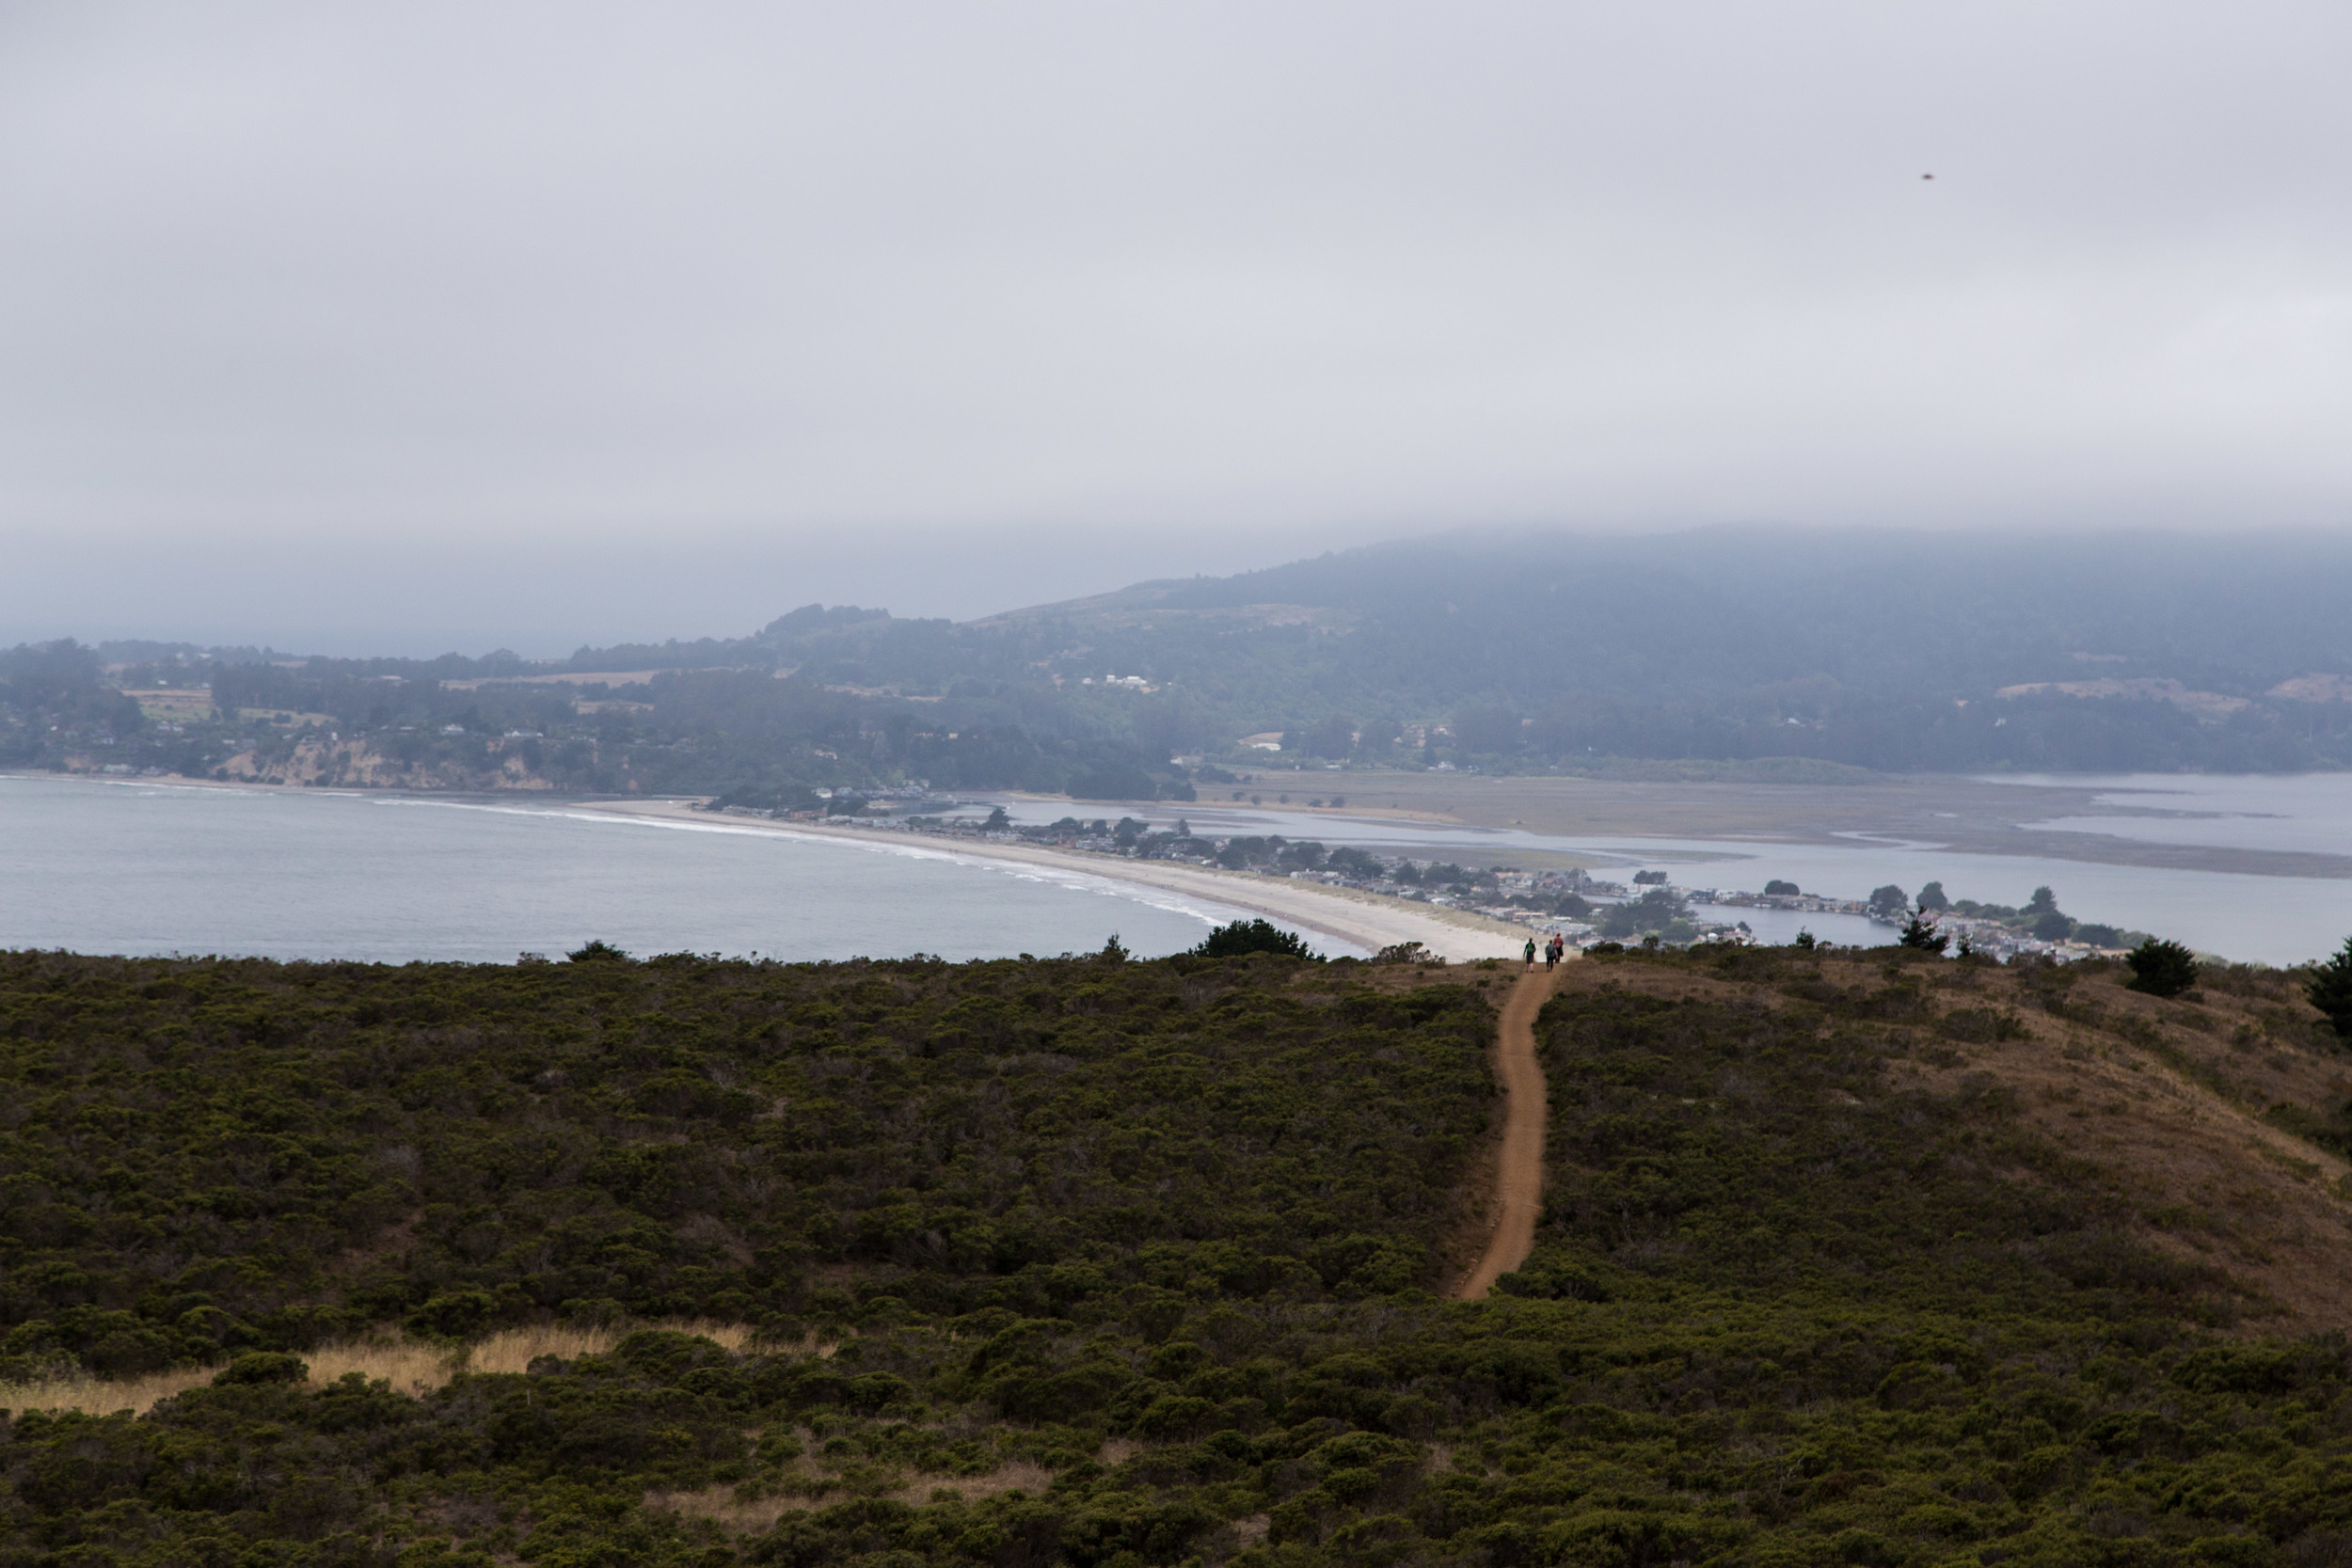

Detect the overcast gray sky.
[{"left": 4, "top": 2, "right": 2347, "bottom": 654}]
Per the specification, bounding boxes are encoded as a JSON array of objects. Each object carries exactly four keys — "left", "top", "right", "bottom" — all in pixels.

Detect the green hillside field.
[{"left": 0, "top": 944, "right": 2349, "bottom": 1565}]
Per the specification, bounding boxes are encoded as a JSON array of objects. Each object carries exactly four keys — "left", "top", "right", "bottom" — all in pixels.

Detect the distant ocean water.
[{"left": 0, "top": 777, "right": 1263, "bottom": 964}]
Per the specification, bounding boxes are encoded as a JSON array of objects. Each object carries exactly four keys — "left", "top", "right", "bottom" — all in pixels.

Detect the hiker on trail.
[
  {"left": 1545, "top": 933, "right": 1561, "bottom": 970},
  {"left": 1523, "top": 936, "right": 1536, "bottom": 971}
]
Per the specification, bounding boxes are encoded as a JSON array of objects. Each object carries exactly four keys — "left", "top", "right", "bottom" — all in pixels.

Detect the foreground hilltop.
[{"left": 0, "top": 944, "right": 2347, "bottom": 1564}]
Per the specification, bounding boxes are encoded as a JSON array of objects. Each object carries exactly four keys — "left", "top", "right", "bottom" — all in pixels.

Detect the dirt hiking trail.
[{"left": 1455, "top": 967, "right": 1560, "bottom": 1299}]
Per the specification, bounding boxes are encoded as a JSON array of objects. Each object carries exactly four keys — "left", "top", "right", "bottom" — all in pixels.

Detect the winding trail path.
[{"left": 1455, "top": 967, "right": 1560, "bottom": 1299}]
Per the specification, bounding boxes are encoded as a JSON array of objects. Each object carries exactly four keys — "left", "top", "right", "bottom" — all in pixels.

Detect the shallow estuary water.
[{"left": 990, "top": 774, "right": 2352, "bottom": 965}]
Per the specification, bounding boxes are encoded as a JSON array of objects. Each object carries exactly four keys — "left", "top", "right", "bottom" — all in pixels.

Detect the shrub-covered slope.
[
  {"left": 0, "top": 950, "right": 1491, "bottom": 1375},
  {"left": 2, "top": 948, "right": 2352, "bottom": 1566}
]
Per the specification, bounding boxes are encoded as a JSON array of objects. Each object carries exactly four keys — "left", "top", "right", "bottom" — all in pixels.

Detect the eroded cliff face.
[{"left": 209, "top": 734, "right": 604, "bottom": 792}]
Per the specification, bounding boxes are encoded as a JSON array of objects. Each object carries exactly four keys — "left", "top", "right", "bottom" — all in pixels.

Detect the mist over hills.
[{"left": 11, "top": 530, "right": 2352, "bottom": 798}]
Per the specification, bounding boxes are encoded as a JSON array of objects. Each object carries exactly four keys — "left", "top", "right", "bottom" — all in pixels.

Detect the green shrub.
[
  {"left": 215, "top": 1351, "right": 309, "bottom": 1385},
  {"left": 0, "top": 947, "right": 2346, "bottom": 1566},
  {"left": 1191, "top": 917, "right": 1319, "bottom": 958}
]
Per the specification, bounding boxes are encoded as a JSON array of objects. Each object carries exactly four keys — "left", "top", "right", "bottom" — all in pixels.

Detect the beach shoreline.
[
  {"left": 569, "top": 799, "right": 1533, "bottom": 963},
  {"left": 2, "top": 772, "right": 1530, "bottom": 961}
]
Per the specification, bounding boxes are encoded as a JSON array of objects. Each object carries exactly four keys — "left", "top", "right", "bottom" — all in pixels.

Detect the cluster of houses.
[
  {"left": 1687, "top": 886, "right": 2124, "bottom": 959},
  {"left": 740, "top": 799, "right": 2122, "bottom": 959}
]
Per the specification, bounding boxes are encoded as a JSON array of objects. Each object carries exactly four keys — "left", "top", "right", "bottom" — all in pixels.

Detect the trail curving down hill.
[{"left": 1455, "top": 967, "right": 1560, "bottom": 1298}]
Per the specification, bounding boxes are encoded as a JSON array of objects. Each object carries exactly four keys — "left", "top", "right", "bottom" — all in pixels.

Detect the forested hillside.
[
  {"left": 0, "top": 640, "right": 1200, "bottom": 803},
  {"left": 2, "top": 945, "right": 2351, "bottom": 1564},
  {"left": 753, "top": 529, "right": 2352, "bottom": 773},
  {"left": 11, "top": 529, "right": 2352, "bottom": 800}
]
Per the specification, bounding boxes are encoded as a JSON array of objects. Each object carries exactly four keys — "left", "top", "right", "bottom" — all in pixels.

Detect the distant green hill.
[
  {"left": 756, "top": 526, "right": 2352, "bottom": 773},
  {"left": 580, "top": 526, "right": 2352, "bottom": 774},
  {"left": 15, "top": 528, "right": 2352, "bottom": 795}
]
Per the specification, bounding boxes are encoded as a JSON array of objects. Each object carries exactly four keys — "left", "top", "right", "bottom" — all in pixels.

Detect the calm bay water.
[
  {"left": 11, "top": 772, "right": 2351, "bottom": 967},
  {"left": 0, "top": 777, "right": 1257, "bottom": 963}
]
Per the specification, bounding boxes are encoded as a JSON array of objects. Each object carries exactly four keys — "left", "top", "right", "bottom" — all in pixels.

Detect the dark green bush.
[
  {"left": 2127, "top": 936, "right": 2201, "bottom": 998},
  {"left": 215, "top": 1351, "right": 309, "bottom": 1385},
  {"left": 1190, "top": 918, "right": 1319, "bottom": 959}
]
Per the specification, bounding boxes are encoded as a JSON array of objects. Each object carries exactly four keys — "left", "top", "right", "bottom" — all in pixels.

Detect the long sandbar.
[
  {"left": 575, "top": 799, "right": 1530, "bottom": 962},
  {"left": 1239, "top": 769, "right": 2352, "bottom": 879}
]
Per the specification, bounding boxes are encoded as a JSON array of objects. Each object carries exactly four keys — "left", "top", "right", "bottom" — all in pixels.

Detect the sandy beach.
[{"left": 575, "top": 799, "right": 1533, "bottom": 962}]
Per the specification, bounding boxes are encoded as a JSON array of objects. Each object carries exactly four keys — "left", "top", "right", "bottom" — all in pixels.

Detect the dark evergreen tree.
[
  {"left": 2305, "top": 935, "right": 2352, "bottom": 1037},
  {"left": 2124, "top": 937, "right": 2201, "bottom": 998},
  {"left": 1898, "top": 904, "right": 1949, "bottom": 953}
]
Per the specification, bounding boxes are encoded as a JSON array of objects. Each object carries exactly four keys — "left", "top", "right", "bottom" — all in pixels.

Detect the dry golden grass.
[
  {"left": 304, "top": 1334, "right": 459, "bottom": 1395},
  {"left": 0, "top": 1365, "right": 215, "bottom": 1418},
  {"left": 1562, "top": 955, "right": 2352, "bottom": 1334},
  {"left": 0, "top": 1318, "right": 794, "bottom": 1419}
]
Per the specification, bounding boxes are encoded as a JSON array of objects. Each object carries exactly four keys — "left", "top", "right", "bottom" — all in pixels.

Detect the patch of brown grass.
[
  {"left": 305, "top": 1334, "right": 460, "bottom": 1394},
  {"left": 1561, "top": 953, "right": 2352, "bottom": 1333},
  {"left": 0, "top": 1318, "right": 796, "bottom": 1420},
  {"left": 460, "top": 1318, "right": 770, "bottom": 1376},
  {"left": 898, "top": 1461, "right": 1056, "bottom": 1503},
  {"left": 1905, "top": 970, "right": 2352, "bottom": 1332},
  {"left": 644, "top": 1486, "right": 811, "bottom": 1534},
  {"left": 0, "top": 1365, "right": 215, "bottom": 1418}
]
